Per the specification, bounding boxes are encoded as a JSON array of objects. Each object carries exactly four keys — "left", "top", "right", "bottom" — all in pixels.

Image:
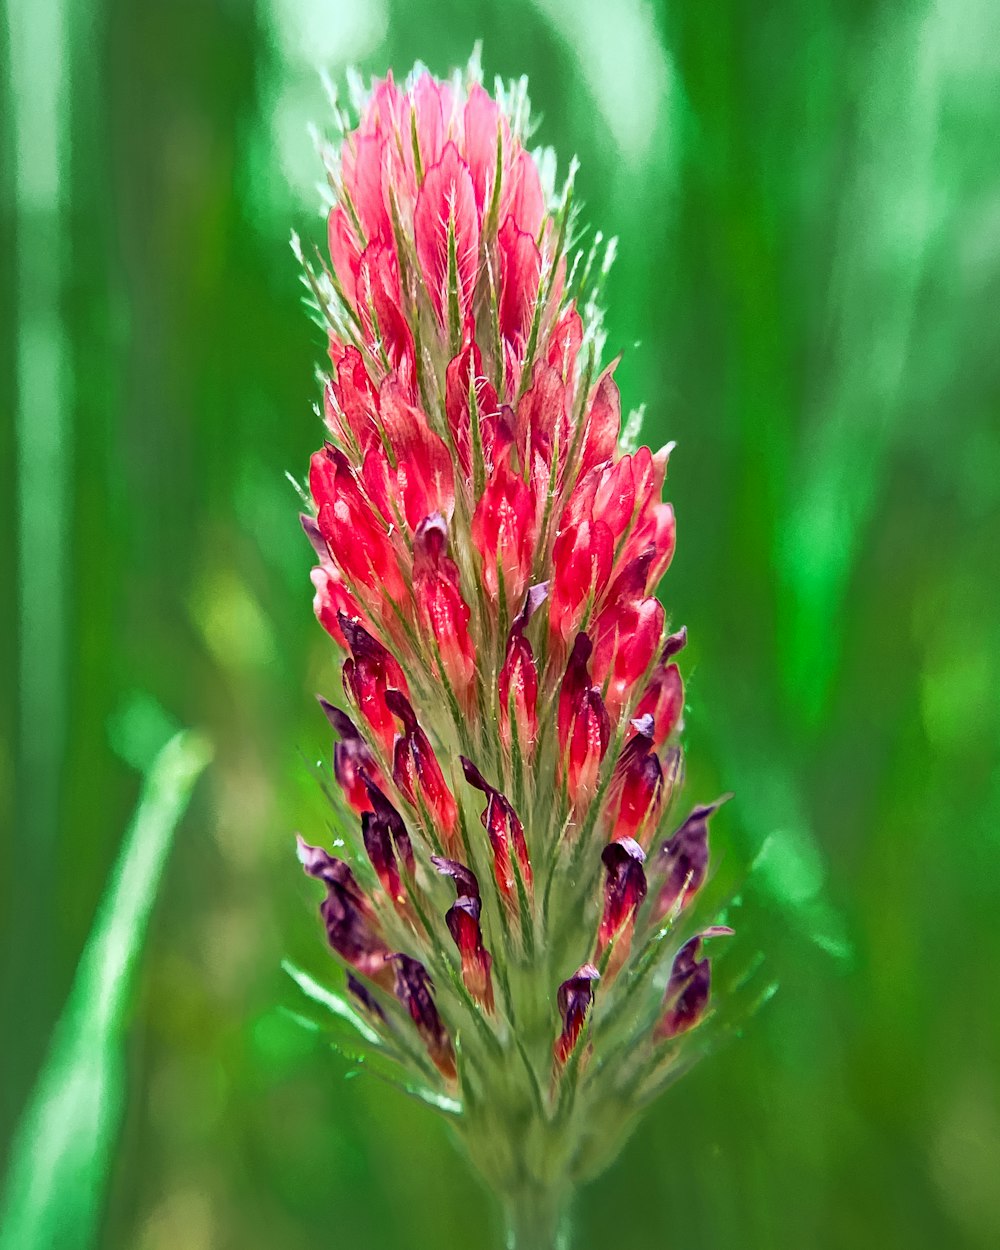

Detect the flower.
[{"left": 292, "top": 55, "right": 737, "bottom": 1237}]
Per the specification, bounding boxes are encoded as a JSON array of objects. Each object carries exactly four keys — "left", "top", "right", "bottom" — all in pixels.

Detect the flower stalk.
[
  {"left": 291, "top": 54, "right": 739, "bottom": 1244},
  {"left": 503, "top": 1188, "right": 571, "bottom": 1250}
]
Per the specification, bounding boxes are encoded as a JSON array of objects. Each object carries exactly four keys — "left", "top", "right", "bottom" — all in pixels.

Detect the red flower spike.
[
  {"left": 385, "top": 689, "right": 460, "bottom": 850},
  {"left": 557, "top": 634, "right": 611, "bottom": 808},
  {"left": 461, "top": 757, "right": 533, "bottom": 908},
  {"left": 391, "top": 954, "right": 458, "bottom": 1081},
  {"left": 413, "top": 142, "right": 480, "bottom": 328},
  {"left": 472, "top": 448, "right": 537, "bottom": 605},
  {"left": 413, "top": 515, "right": 476, "bottom": 707},
  {"left": 317, "top": 698, "right": 383, "bottom": 814},
  {"left": 549, "top": 519, "right": 615, "bottom": 645},
  {"left": 656, "top": 928, "right": 733, "bottom": 1041},
  {"left": 297, "top": 838, "right": 393, "bottom": 988},
  {"left": 654, "top": 798, "right": 729, "bottom": 919},
  {"left": 340, "top": 616, "right": 410, "bottom": 757},
  {"left": 596, "top": 839, "right": 648, "bottom": 975},
  {"left": 294, "top": 65, "right": 733, "bottom": 1161},
  {"left": 634, "top": 627, "right": 687, "bottom": 749},
  {"left": 553, "top": 963, "right": 600, "bottom": 1067}
]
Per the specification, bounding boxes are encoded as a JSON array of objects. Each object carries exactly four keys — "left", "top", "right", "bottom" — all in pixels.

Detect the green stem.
[{"left": 503, "top": 1188, "right": 572, "bottom": 1250}]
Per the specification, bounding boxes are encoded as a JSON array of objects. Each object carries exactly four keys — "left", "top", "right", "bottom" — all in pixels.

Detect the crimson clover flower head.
[{"left": 291, "top": 53, "right": 744, "bottom": 1208}]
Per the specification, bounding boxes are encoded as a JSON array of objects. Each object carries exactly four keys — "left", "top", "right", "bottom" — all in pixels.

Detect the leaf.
[{"left": 0, "top": 730, "right": 212, "bottom": 1250}]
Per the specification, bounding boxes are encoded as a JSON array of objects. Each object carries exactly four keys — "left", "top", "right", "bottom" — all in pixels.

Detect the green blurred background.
[{"left": 3, "top": 0, "right": 999, "bottom": 1246}]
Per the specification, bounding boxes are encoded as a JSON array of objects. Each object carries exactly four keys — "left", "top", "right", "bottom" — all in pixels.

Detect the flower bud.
[
  {"left": 340, "top": 616, "right": 410, "bottom": 757},
  {"left": 385, "top": 689, "right": 459, "bottom": 850},
  {"left": 497, "top": 585, "right": 546, "bottom": 755},
  {"left": 656, "top": 928, "right": 733, "bottom": 1040},
  {"left": 596, "top": 838, "right": 648, "bottom": 979},
  {"left": 392, "top": 954, "right": 457, "bottom": 1080},
  {"left": 633, "top": 627, "right": 686, "bottom": 748},
  {"left": 413, "top": 515, "right": 476, "bottom": 708},
  {"left": 654, "top": 798, "right": 728, "bottom": 919},
  {"left": 607, "top": 718, "right": 663, "bottom": 848},
  {"left": 553, "top": 963, "right": 600, "bottom": 1067},
  {"left": 461, "top": 757, "right": 533, "bottom": 909},
  {"left": 318, "top": 698, "right": 382, "bottom": 814},
  {"left": 361, "top": 783, "right": 414, "bottom": 909},
  {"left": 557, "top": 634, "right": 611, "bottom": 807},
  {"left": 297, "top": 838, "right": 393, "bottom": 987}
]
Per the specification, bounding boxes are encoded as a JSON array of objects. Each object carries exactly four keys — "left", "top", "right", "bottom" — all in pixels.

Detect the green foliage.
[{"left": 0, "top": 732, "right": 211, "bottom": 1250}]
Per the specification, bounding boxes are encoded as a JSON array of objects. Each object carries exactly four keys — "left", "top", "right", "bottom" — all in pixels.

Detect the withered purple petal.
[
  {"left": 655, "top": 798, "right": 729, "bottom": 917},
  {"left": 300, "top": 512, "right": 328, "bottom": 559},
  {"left": 347, "top": 973, "right": 386, "bottom": 1020},
  {"left": 661, "top": 625, "right": 688, "bottom": 660},
  {"left": 554, "top": 962, "right": 600, "bottom": 1066},
  {"left": 391, "top": 953, "right": 457, "bottom": 1078}
]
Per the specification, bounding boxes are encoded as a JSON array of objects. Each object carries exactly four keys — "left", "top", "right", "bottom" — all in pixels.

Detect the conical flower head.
[{"left": 293, "top": 56, "right": 744, "bottom": 1215}]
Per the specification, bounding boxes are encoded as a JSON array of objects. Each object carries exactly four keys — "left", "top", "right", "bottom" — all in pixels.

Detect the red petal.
[
  {"left": 498, "top": 217, "right": 541, "bottom": 348},
  {"left": 413, "top": 142, "right": 479, "bottom": 325}
]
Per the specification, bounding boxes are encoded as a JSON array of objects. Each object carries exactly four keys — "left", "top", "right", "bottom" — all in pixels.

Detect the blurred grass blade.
[
  {"left": 778, "top": 0, "right": 953, "bottom": 724},
  {"left": 0, "top": 730, "right": 212, "bottom": 1250}
]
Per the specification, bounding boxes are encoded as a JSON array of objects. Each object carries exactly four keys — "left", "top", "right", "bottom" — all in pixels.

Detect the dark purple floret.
[
  {"left": 553, "top": 963, "right": 600, "bottom": 1066},
  {"left": 655, "top": 798, "right": 729, "bottom": 918},
  {"left": 598, "top": 838, "right": 648, "bottom": 952},
  {"left": 391, "top": 954, "right": 457, "bottom": 1078}
]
